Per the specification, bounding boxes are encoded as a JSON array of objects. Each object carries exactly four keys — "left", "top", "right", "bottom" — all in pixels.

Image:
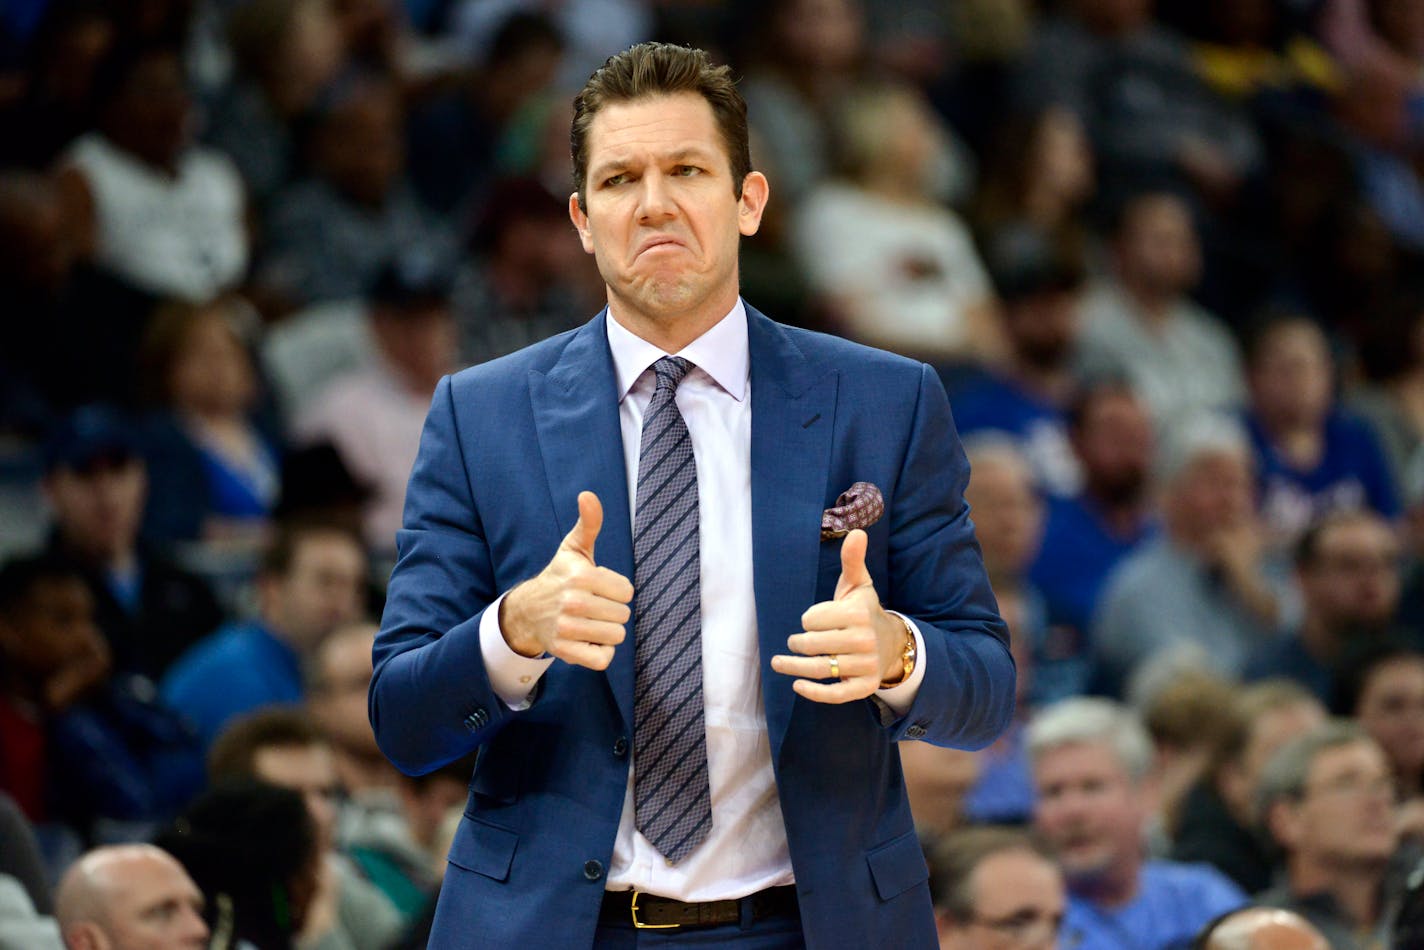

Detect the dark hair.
[
  {"left": 0, "top": 552, "right": 86, "bottom": 618},
  {"left": 209, "top": 707, "right": 326, "bottom": 782},
  {"left": 155, "top": 780, "right": 318, "bottom": 949},
  {"left": 87, "top": 37, "right": 183, "bottom": 121},
  {"left": 570, "top": 42, "right": 751, "bottom": 210},
  {"left": 257, "top": 520, "right": 362, "bottom": 581},
  {"left": 1331, "top": 636, "right": 1424, "bottom": 718},
  {"left": 926, "top": 826, "right": 1055, "bottom": 920},
  {"left": 1241, "top": 309, "right": 1328, "bottom": 369},
  {"left": 1065, "top": 376, "right": 1140, "bottom": 433},
  {"left": 1293, "top": 508, "right": 1390, "bottom": 569}
]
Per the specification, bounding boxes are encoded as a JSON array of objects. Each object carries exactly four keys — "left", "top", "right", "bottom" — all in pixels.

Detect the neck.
[
  {"left": 1289, "top": 856, "right": 1384, "bottom": 929},
  {"left": 1260, "top": 415, "right": 1323, "bottom": 466},
  {"left": 1072, "top": 857, "right": 1142, "bottom": 909},
  {"left": 1084, "top": 488, "right": 1148, "bottom": 537},
  {"left": 608, "top": 291, "right": 736, "bottom": 354}
]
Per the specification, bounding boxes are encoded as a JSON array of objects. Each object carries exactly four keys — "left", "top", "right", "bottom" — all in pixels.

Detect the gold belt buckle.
[{"left": 630, "top": 890, "right": 679, "bottom": 929}]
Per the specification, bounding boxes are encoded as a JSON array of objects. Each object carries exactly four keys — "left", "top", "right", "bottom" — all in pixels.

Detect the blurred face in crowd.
[
  {"left": 0, "top": 173, "right": 84, "bottom": 292},
  {"left": 1298, "top": 514, "right": 1400, "bottom": 635},
  {"left": 1249, "top": 321, "right": 1333, "bottom": 430},
  {"left": 309, "top": 623, "right": 381, "bottom": 758},
  {"left": 965, "top": 449, "right": 1043, "bottom": 578},
  {"left": 1033, "top": 740, "right": 1145, "bottom": 887},
  {"left": 1114, "top": 194, "right": 1201, "bottom": 301},
  {"left": 773, "top": 0, "right": 863, "bottom": 71},
  {"left": 939, "top": 848, "right": 1067, "bottom": 950},
  {"left": 1201, "top": 908, "right": 1329, "bottom": 950},
  {"left": 1005, "top": 286, "right": 1081, "bottom": 372},
  {"left": 1073, "top": 389, "right": 1152, "bottom": 507},
  {"left": 57, "top": 846, "right": 209, "bottom": 950},
  {"left": 1030, "top": 108, "right": 1094, "bottom": 212},
  {"left": 0, "top": 576, "right": 107, "bottom": 682},
  {"left": 103, "top": 50, "right": 192, "bottom": 171},
  {"left": 1219, "top": 699, "right": 1326, "bottom": 823},
  {"left": 1355, "top": 655, "right": 1424, "bottom": 785},
  {"left": 569, "top": 92, "right": 768, "bottom": 342},
  {"left": 1270, "top": 739, "right": 1398, "bottom": 871},
  {"left": 275, "top": 0, "right": 344, "bottom": 112},
  {"left": 371, "top": 304, "right": 457, "bottom": 396},
  {"left": 260, "top": 531, "right": 365, "bottom": 651},
  {"left": 253, "top": 742, "right": 342, "bottom": 851},
  {"left": 1165, "top": 448, "right": 1254, "bottom": 545},
  {"left": 901, "top": 741, "right": 980, "bottom": 839},
  {"left": 317, "top": 80, "right": 403, "bottom": 208},
  {"left": 167, "top": 310, "right": 258, "bottom": 418},
  {"left": 46, "top": 456, "right": 147, "bottom": 562}
]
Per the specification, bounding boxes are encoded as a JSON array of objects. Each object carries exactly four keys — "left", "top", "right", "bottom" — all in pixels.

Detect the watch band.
[{"left": 879, "top": 613, "right": 917, "bottom": 689}]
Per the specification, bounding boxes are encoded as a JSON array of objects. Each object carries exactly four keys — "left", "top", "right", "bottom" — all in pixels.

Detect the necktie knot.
[{"left": 652, "top": 356, "right": 692, "bottom": 394}]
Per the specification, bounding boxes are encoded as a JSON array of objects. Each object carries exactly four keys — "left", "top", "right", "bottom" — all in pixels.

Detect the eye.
[
  {"left": 603, "top": 173, "right": 629, "bottom": 187},
  {"left": 674, "top": 165, "right": 701, "bottom": 177}
]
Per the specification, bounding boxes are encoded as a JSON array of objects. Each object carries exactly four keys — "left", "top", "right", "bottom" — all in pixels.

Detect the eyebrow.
[{"left": 590, "top": 147, "right": 721, "bottom": 182}]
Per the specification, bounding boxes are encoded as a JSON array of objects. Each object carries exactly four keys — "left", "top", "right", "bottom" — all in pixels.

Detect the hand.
[
  {"left": 770, "top": 530, "right": 907, "bottom": 703},
  {"left": 43, "top": 635, "right": 111, "bottom": 711},
  {"left": 499, "top": 491, "right": 634, "bottom": 670}
]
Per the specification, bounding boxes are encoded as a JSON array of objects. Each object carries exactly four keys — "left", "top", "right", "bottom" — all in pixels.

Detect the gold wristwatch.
[{"left": 879, "top": 613, "right": 917, "bottom": 688}]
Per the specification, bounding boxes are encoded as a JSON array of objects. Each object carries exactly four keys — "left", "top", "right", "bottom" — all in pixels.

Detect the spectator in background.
[
  {"left": 1094, "top": 415, "right": 1287, "bottom": 695},
  {"left": 1244, "top": 314, "right": 1398, "bottom": 546},
  {"left": 452, "top": 177, "right": 596, "bottom": 369},
  {"left": 1193, "top": 906, "right": 1330, "bottom": 950},
  {"left": 900, "top": 742, "right": 980, "bottom": 842},
  {"left": 136, "top": 300, "right": 279, "bottom": 557},
  {"left": 59, "top": 41, "right": 248, "bottom": 303},
  {"left": 206, "top": 0, "right": 346, "bottom": 211},
  {"left": 793, "top": 81, "right": 1001, "bottom": 366},
  {"left": 1141, "top": 670, "right": 1242, "bottom": 852},
  {"left": 1029, "top": 381, "right": 1157, "bottom": 696},
  {"left": 0, "top": 1, "right": 115, "bottom": 168},
  {"left": 1028, "top": 698, "right": 1247, "bottom": 948},
  {"left": 1332, "top": 64, "right": 1424, "bottom": 256},
  {"left": 928, "top": 827, "right": 1067, "bottom": 950},
  {"left": 41, "top": 406, "right": 222, "bottom": 680},
  {"left": 1319, "top": 0, "right": 1424, "bottom": 126},
  {"left": 1334, "top": 641, "right": 1424, "bottom": 822},
  {"left": 1187, "top": 0, "right": 1341, "bottom": 104},
  {"left": 1012, "top": 0, "right": 1261, "bottom": 210},
  {"left": 308, "top": 622, "right": 395, "bottom": 798},
  {"left": 53, "top": 843, "right": 208, "bottom": 950},
  {"left": 949, "top": 226, "right": 1087, "bottom": 498},
  {"left": 1257, "top": 722, "right": 1405, "bottom": 948},
  {"left": 159, "top": 523, "right": 365, "bottom": 747},
  {"left": 154, "top": 781, "right": 320, "bottom": 950},
  {"left": 1349, "top": 291, "right": 1424, "bottom": 502},
  {"left": 1247, "top": 510, "right": 1402, "bottom": 702},
  {"left": 0, "top": 553, "right": 204, "bottom": 843},
  {"left": 1076, "top": 191, "right": 1246, "bottom": 427},
  {"left": 406, "top": 12, "right": 564, "bottom": 221},
  {"left": 1172, "top": 681, "right": 1327, "bottom": 895},
  {"left": 293, "top": 257, "right": 456, "bottom": 557},
  {"left": 208, "top": 709, "right": 406, "bottom": 947},
  {"left": 257, "top": 72, "right": 454, "bottom": 309}
]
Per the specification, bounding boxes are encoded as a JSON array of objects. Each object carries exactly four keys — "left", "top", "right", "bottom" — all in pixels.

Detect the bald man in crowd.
[
  {"left": 1195, "top": 906, "right": 1328, "bottom": 950},
  {"left": 54, "top": 844, "right": 208, "bottom": 950}
]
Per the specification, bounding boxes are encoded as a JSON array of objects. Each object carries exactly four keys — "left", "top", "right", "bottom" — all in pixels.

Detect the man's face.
[
  {"left": 1169, "top": 451, "right": 1254, "bottom": 538},
  {"left": 1249, "top": 323, "right": 1333, "bottom": 428},
  {"left": 45, "top": 457, "right": 147, "bottom": 562},
  {"left": 261, "top": 533, "right": 365, "bottom": 651},
  {"left": 965, "top": 455, "right": 1043, "bottom": 577},
  {"left": 1006, "top": 290, "right": 1081, "bottom": 371},
  {"left": 0, "top": 577, "right": 107, "bottom": 679},
  {"left": 1074, "top": 392, "right": 1152, "bottom": 506},
  {"left": 1272, "top": 740, "right": 1397, "bottom": 870},
  {"left": 1220, "top": 700, "right": 1325, "bottom": 823},
  {"left": 569, "top": 92, "right": 767, "bottom": 335},
  {"left": 1033, "top": 741, "right": 1144, "bottom": 886},
  {"left": 1115, "top": 195, "right": 1201, "bottom": 297},
  {"left": 92, "top": 851, "right": 209, "bottom": 950},
  {"left": 253, "top": 743, "right": 341, "bottom": 851},
  {"left": 309, "top": 627, "right": 381, "bottom": 757},
  {"left": 941, "top": 849, "right": 1066, "bottom": 950},
  {"left": 1298, "top": 516, "right": 1400, "bottom": 635},
  {"left": 1356, "top": 657, "right": 1424, "bottom": 783}
]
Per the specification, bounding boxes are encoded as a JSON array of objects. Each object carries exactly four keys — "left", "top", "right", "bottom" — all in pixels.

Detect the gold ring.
[{"left": 828, "top": 655, "right": 841, "bottom": 679}]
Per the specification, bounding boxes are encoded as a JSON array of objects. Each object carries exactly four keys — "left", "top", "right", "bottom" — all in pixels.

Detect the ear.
[
  {"left": 64, "top": 921, "right": 108, "bottom": 950},
  {"left": 568, "top": 192, "right": 594, "bottom": 254},
  {"left": 737, "top": 171, "right": 770, "bottom": 237},
  {"left": 1267, "top": 797, "right": 1303, "bottom": 851}
]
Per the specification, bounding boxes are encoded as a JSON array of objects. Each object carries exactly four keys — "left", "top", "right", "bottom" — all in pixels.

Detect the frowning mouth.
[{"left": 636, "top": 236, "right": 686, "bottom": 256}]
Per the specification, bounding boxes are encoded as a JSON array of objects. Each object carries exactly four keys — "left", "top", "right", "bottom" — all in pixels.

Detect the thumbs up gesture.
[
  {"left": 770, "top": 529, "right": 909, "bottom": 703},
  {"left": 500, "top": 491, "right": 634, "bottom": 670}
]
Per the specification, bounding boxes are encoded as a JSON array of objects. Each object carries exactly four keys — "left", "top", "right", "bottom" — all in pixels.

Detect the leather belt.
[{"left": 600, "top": 885, "right": 799, "bottom": 930}]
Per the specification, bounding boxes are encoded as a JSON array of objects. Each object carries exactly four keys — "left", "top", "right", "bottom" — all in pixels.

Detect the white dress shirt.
[{"left": 478, "top": 300, "right": 925, "bottom": 900}]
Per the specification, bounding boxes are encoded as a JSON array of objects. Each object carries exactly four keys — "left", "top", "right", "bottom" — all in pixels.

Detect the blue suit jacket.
[{"left": 370, "top": 306, "right": 1015, "bottom": 949}]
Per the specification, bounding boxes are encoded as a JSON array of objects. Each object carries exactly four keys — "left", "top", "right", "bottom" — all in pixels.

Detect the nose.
[
  {"left": 637, "top": 170, "right": 676, "bottom": 222},
  {"left": 183, "top": 906, "right": 210, "bottom": 942}
]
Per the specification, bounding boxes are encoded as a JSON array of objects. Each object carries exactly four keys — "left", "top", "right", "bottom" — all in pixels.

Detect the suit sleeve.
[
  {"left": 368, "top": 376, "right": 520, "bottom": 775},
  {"left": 883, "top": 363, "right": 1016, "bottom": 749}
]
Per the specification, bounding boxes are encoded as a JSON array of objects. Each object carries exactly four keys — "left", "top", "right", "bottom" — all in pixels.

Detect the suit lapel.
[
  {"left": 747, "top": 307, "right": 838, "bottom": 764},
  {"left": 530, "top": 312, "right": 637, "bottom": 729}
]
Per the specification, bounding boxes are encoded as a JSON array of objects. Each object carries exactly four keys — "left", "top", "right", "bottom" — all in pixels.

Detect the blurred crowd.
[{"left": 3, "top": 0, "right": 1424, "bottom": 946}]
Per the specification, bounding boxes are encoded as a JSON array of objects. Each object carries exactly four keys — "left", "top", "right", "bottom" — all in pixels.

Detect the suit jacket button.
[
  {"left": 464, "top": 708, "right": 489, "bottom": 731},
  {"left": 905, "top": 724, "right": 927, "bottom": 739},
  {"left": 612, "top": 736, "right": 628, "bottom": 757},
  {"left": 583, "top": 860, "right": 604, "bottom": 881}
]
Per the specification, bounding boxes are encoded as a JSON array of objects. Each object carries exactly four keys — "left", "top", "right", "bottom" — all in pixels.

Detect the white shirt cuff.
[
  {"left": 875, "top": 612, "right": 927, "bottom": 716},
  {"left": 478, "top": 592, "right": 555, "bottom": 710}
]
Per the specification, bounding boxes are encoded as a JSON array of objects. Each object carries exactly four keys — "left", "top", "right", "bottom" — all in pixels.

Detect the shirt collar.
[{"left": 606, "top": 298, "right": 748, "bottom": 403}]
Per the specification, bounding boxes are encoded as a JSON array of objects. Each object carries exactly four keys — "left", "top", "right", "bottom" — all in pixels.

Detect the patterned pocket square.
[{"left": 821, "top": 482, "right": 885, "bottom": 540}]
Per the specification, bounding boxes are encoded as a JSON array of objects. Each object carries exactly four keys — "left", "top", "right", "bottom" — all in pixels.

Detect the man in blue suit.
[{"left": 370, "top": 42, "right": 1015, "bottom": 949}]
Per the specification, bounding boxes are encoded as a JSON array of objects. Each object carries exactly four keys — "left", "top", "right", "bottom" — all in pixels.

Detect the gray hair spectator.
[
  {"left": 1028, "top": 698, "right": 1246, "bottom": 949},
  {"left": 53, "top": 844, "right": 208, "bottom": 950}
]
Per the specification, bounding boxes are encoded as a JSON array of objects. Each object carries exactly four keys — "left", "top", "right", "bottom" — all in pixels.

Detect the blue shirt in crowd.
[
  {"left": 1062, "top": 860, "right": 1248, "bottom": 950},
  {"left": 159, "top": 620, "right": 304, "bottom": 747},
  {"left": 946, "top": 371, "right": 1080, "bottom": 497}
]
